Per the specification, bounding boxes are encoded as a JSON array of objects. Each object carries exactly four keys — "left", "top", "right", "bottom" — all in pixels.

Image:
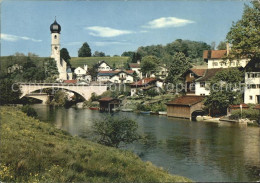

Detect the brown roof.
[
  {"left": 196, "top": 68, "right": 224, "bottom": 82},
  {"left": 190, "top": 68, "right": 206, "bottom": 77},
  {"left": 129, "top": 63, "right": 140, "bottom": 68},
  {"left": 166, "top": 96, "right": 205, "bottom": 106},
  {"left": 130, "top": 78, "right": 157, "bottom": 86},
  {"left": 254, "top": 105, "right": 260, "bottom": 110},
  {"left": 99, "top": 97, "right": 114, "bottom": 102},
  {"left": 229, "top": 104, "right": 249, "bottom": 109},
  {"left": 63, "top": 80, "right": 77, "bottom": 84},
  {"left": 203, "top": 50, "right": 227, "bottom": 59}
]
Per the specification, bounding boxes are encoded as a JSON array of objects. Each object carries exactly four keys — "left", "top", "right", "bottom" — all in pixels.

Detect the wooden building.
[
  {"left": 99, "top": 97, "right": 120, "bottom": 112},
  {"left": 166, "top": 95, "right": 205, "bottom": 120}
]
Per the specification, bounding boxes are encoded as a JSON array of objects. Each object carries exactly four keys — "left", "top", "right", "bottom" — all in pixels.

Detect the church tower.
[{"left": 50, "top": 19, "right": 68, "bottom": 80}]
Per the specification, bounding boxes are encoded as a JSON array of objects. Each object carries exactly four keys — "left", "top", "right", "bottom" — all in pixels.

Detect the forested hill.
[{"left": 122, "top": 39, "right": 211, "bottom": 65}]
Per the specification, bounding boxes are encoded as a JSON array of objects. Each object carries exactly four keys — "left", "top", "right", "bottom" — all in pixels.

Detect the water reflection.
[{"left": 32, "top": 104, "right": 260, "bottom": 182}]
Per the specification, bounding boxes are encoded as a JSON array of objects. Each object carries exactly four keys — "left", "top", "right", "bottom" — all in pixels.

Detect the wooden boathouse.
[
  {"left": 166, "top": 95, "right": 205, "bottom": 120},
  {"left": 99, "top": 97, "right": 120, "bottom": 112}
]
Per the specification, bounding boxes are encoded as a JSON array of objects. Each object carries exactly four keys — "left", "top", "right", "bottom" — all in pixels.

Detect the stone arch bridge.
[{"left": 19, "top": 83, "right": 107, "bottom": 103}]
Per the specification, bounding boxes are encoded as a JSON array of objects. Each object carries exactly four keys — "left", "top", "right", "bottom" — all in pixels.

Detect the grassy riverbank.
[{"left": 0, "top": 106, "right": 191, "bottom": 182}]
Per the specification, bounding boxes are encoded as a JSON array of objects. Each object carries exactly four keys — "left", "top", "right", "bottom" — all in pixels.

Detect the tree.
[
  {"left": 60, "top": 48, "right": 71, "bottom": 67},
  {"left": 92, "top": 116, "right": 140, "bottom": 148},
  {"left": 226, "top": 1, "right": 260, "bottom": 60},
  {"left": 204, "top": 68, "right": 244, "bottom": 116},
  {"left": 21, "top": 105, "right": 38, "bottom": 118},
  {"left": 140, "top": 56, "right": 160, "bottom": 77},
  {"left": 0, "top": 79, "right": 21, "bottom": 105},
  {"left": 78, "top": 42, "right": 91, "bottom": 57},
  {"left": 165, "top": 52, "right": 191, "bottom": 85},
  {"left": 210, "top": 41, "right": 216, "bottom": 50},
  {"left": 217, "top": 41, "right": 227, "bottom": 50},
  {"left": 93, "top": 51, "right": 105, "bottom": 57}
]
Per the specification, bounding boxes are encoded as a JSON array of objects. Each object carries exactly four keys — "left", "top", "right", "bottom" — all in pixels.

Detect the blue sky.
[{"left": 1, "top": 1, "right": 247, "bottom": 57}]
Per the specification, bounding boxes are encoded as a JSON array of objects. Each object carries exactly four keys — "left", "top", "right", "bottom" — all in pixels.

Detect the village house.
[
  {"left": 74, "top": 64, "right": 92, "bottom": 82},
  {"left": 184, "top": 68, "right": 206, "bottom": 94},
  {"left": 203, "top": 49, "right": 249, "bottom": 69},
  {"left": 244, "top": 59, "right": 260, "bottom": 104},
  {"left": 98, "top": 97, "right": 121, "bottom": 112},
  {"left": 129, "top": 61, "right": 142, "bottom": 79},
  {"left": 166, "top": 95, "right": 205, "bottom": 120},
  {"left": 150, "top": 65, "right": 168, "bottom": 80},
  {"left": 130, "top": 78, "right": 163, "bottom": 96},
  {"left": 97, "top": 70, "right": 134, "bottom": 84},
  {"left": 97, "top": 60, "right": 112, "bottom": 71}
]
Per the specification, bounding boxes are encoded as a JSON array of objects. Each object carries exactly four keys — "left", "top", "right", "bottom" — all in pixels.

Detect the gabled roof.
[
  {"left": 130, "top": 78, "right": 157, "bottom": 86},
  {"left": 99, "top": 97, "right": 120, "bottom": 102},
  {"left": 203, "top": 50, "right": 227, "bottom": 59},
  {"left": 190, "top": 68, "right": 206, "bottom": 77},
  {"left": 97, "top": 70, "right": 134, "bottom": 77},
  {"left": 129, "top": 63, "right": 141, "bottom": 68},
  {"left": 97, "top": 60, "right": 111, "bottom": 67},
  {"left": 245, "top": 59, "right": 260, "bottom": 72},
  {"left": 196, "top": 68, "right": 224, "bottom": 82},
  {"left": 166, "top": 96, "right": 205, "bottom": 106}
]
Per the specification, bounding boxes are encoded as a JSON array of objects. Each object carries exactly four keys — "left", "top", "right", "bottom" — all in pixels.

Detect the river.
[{"left": 31, "top": 104, "right": 260, "bottom": 182}]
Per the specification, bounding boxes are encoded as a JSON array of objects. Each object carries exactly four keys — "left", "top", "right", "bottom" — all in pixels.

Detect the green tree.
[
  {"left": 140, "top": 56, "right": 160, "bottom": 77},
  {"left": 93, "top": 51, "right": 105, "bottom": 57},
  {"left": 165, "top": 52, "right": 191, "bottom": 85},
  {"left": 60, "top": 48, "right": 71, "bottom": 67},
  {"left": 217, "top": 41, "right": 227, "bottom": 50},
  {"left": 0, "top": 79, "right": 21, "bottom": 105},
  {"left": 226, "top": 1, "right": 260, "bottom": 60},
  {"left": 204, "top": 68, "right": 244, "bottom": 116},
  {"left": 92, "top": 116, "right": 140, "bottom": 148},
  {"left": 78, "top": 42, "right": 91, "bottom": 57},
  {"left": 21, "top": 105, "right": 38, "bottom": 118}
]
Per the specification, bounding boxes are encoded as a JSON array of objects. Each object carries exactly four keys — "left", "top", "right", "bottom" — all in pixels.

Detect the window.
[
  {"left": 190, "top": 73, "right": 194, "bottom": 77},
  {"left": 54, "top": 35, "right": 57, "bottom": 39},
  {"left": 213, "top": 62, "right": 218, "bottom": 67},
  {"left": 200, "top": 82, "right": 205, "bottom": 87},
  {"left": 200, "top": 93, "right": 205, "bottom": 96},
  {"left": 249, "top": 96, "right": 253, "bottom": 100}
]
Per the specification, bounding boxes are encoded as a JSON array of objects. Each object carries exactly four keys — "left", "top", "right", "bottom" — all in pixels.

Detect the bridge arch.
[
  {"left": 19, "top": 83, "right": 107, "bottom": 101},
  {"left": 191, "top": 110, "right": 205, "bottom": 121}
]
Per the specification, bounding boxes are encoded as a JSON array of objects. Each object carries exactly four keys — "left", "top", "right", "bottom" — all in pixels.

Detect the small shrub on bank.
[
  {"left": 21, "top": 105, "right": 38, "bottom": 118},
  {"left": 230, "top": 108, "right": 259, "bottom": 120}
]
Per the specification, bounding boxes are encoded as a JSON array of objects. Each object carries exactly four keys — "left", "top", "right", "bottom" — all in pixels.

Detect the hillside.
[
  {"left": 70, "top": 56, "right": 129, "bottom": 68},
  {"left": 0, "top": 106, "right": 191, "bottom": 182}
]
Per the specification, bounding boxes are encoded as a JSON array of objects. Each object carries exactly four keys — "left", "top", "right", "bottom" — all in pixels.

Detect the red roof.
[
  {"left": 203, "top": 50, "right": 227, "bottom": 59},
  {"left": 130, "top": 78, "right": 157, "bottom": 86},
  {"left": 253, "top": 105, "right": 260, "bottom": 110},
  {"left": 129, "top": 63, "right": 141, "bottom": 68},
  {"left": 63, "top": 80, "right": 77, "bottom": 84},
  {"left": 99, "top": 97, "right": 114, "bottom": 102},
  {"left": 229, "top": 104, "right": 249, "bottom": 109},
  {"left": 190, "top": 68, "right": 206, "bottom": 77},
  {"left": 166, "top": 96, "right": 205, "bottom": 106},
  {"left": 196, "top": 68, "right": 224, "bottom": 82}
]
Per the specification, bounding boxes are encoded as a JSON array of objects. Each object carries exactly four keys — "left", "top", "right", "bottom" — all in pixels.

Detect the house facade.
[
  {"left": 129, "top": 62, "right": 142, "bottom": 79},
  {"left": 97, "top": 61, "right": 112, "bottom": 71},
  {"left": 184, "top": 68, "right": 206, "bottom": 94},
  {"left": 97, "top": 70, "right": 134, "bottom": 84},
  {"left": 130, "top": 78, "right": 163, "bottom": 96},
  {"left": 244, "top": 60, "right": 260, "bottom": 104},
  {"left": 74, "top": 65, "right": 92, "bottom": 82}
]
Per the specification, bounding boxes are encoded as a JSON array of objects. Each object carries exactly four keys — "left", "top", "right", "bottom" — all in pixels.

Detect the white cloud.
[
  {"left": 85, "top": 26, "right": 133, "bottom": 37},
  {"left": 93, "top": 41, "right": 129, "bottom": 47},
  {"left": 140, "top": 30, "right": 149, "bottom": 33},
  {"left": 142, "top": 17, "right": 195, "bottom": 29},
  {"left": 1, "top": 33, "right": 42, "bottom": 42}
]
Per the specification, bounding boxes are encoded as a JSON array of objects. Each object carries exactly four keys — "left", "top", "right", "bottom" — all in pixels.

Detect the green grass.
[
  {"left": 0, "top": 106, "right": 191, "bottom": 182},
  {"left": 70, "top": 56, "right": 129, "bottom": 68}
]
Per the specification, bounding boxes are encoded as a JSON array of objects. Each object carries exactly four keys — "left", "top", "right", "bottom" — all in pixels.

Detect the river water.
[{"left": 32, "top": 104, "right": 260, "bottom": 182}]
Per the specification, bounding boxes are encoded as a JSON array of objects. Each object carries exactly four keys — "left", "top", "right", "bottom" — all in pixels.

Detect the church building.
[{"left": 50, "top": 19, "right": 70, "bottom": 81}]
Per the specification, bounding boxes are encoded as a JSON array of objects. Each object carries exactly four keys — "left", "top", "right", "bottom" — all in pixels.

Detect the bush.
[
  {"left": 21, "top": 105, "right": 38, "bottom": 118},
  {"left": 92, "top": 116, "right": 140, "bottom": 148},
  {"left": 230, "top": 108, "right": 259, "bottom": 120}
]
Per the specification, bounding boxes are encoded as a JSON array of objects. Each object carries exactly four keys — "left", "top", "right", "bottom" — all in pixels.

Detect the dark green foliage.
[
  {"left": 0, "top": 79, "right": 21, "bottom": 105},
  {"left": 93, "top": 51, "right": 105, "bottom": 57},
  {"left": 90, "top": 92, "right": 101, "bottom": 101},
  {"left": 165, "top": 52, "right": 191, "bottom": 85},
  {"left": 140, "top": 56, "right": 160, "bottom": 77},
  {"left": 217, "top": 41, "right": 227, "bottom": 50},
  {"left": 145, "top": 88, "right": 158, "bottom": 98},
  {"left": 78, "top": 42, "right": 92, "bottom": 57},
  {"left": 21, "top": 105, "right": 38, "bottom": 118},
  {"left": 204, "top": 68, "right": 244, "bottom": 115},
  {"left": 60, "top": 48, "right": 71, "bottom": 67},
  {"left": 226, "top": 1, "right": 260, "bottom": 60},
  {"left": 93, "top": 116, "right": 140, "bottom": 148},
  {"left": 230, "top": 108, "right": 259, "bottom": 120}
]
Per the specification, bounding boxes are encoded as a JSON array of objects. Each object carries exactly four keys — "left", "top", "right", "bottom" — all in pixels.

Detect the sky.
[{"left": 1, "top": 0, "right": 247, "bottom": 57}]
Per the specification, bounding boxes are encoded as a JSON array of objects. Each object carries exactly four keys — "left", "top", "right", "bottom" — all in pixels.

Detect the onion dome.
[{"left": 50, "top": 19, "right": 61, "bottom": 33}]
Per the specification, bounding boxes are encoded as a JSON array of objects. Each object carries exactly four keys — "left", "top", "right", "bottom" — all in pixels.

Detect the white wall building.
[
  {"left": 97, "top": 70, "right": 134, "bottom": 83},
  {"left": 97, "top": 61, "right": 112, "bottom": 71},
  {"left": 129, "top": 62, "right": 142, "bottom": 79},
  {"left": 50, "top": 19, "right": 68, "bottom": 81},
  {"left": 74, "top": 65, "right": 91, "bottom": 82}
]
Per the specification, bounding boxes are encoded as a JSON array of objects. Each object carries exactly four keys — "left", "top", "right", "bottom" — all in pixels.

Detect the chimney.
[
  {"left": 84, "top": 64, "right": 88, "bottom": 71},
  {"left": 226, "top": 43, "right": 230, "bottom": 56}
]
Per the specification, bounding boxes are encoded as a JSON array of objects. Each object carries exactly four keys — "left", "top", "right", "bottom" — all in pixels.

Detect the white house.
[
  {"left": 74, "top": 64, "right": 91, "bottom": 82},
  {"left": 244, "top": 60, "right": 260, "bottom": 104},
  {"left": 150, "top": 65, "right": 168, "bottom": 80},
  {"left": 97, "top": 61, "right": 112, "bottom": 71},
  {"left": 97, "top": 70, "right": 134, "bottom": 84},
  {"left": 130, "top": 78, "right": 163, "bottom": 96},
  {"left": 129, "top": 61, "right": 142, "bottom": 79},
  {"left": 203, "top": 50, "right": 249, "bottom": 69}
]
